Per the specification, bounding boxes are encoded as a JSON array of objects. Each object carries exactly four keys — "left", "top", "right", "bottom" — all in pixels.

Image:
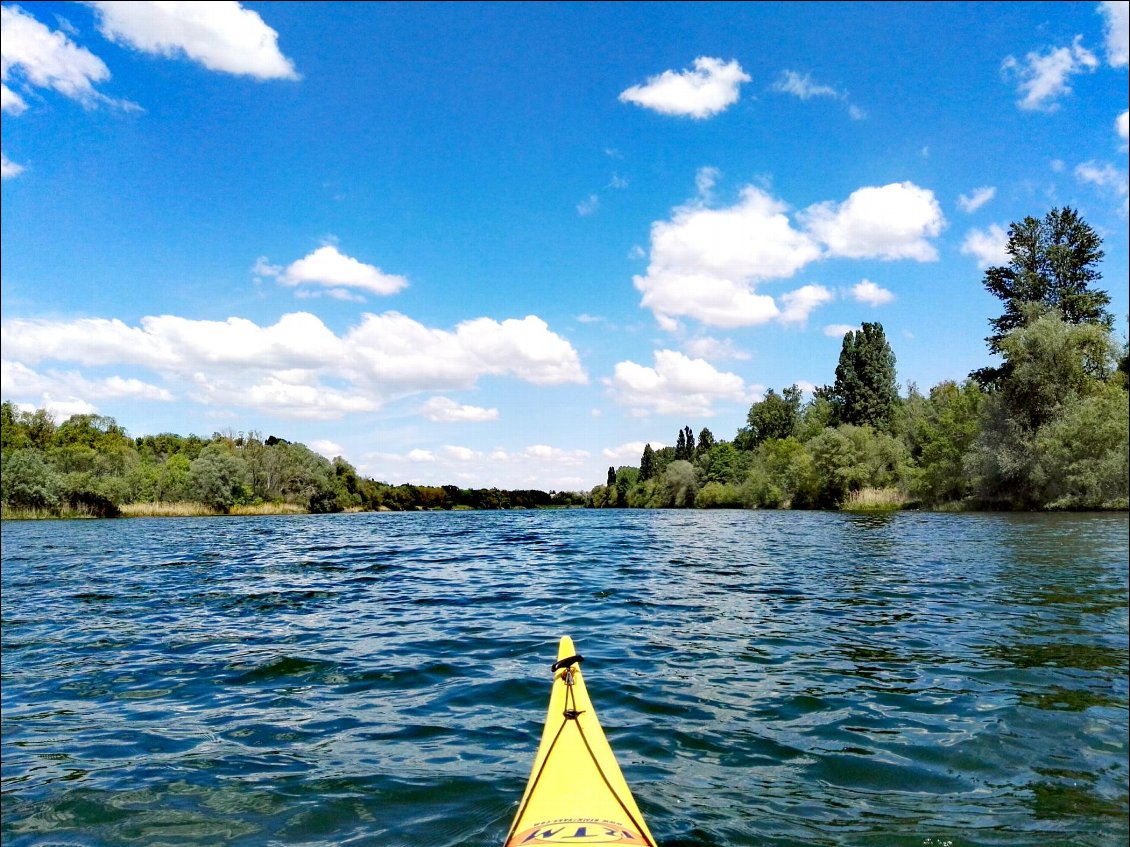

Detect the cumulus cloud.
[
  {"left": 823, "top": 324, "right": 859, "bottom": 338},
  {"left": 1, "top": 152, "right": 25, "bottom": 179},
  {"left": 2, "top": 359, "right": 174, "bottom": 403},
  {"left": 633, "top": 186, "right": 820, "bottom": 329},
  {"left": 850, "top": 279, "right": 894, "bottom": 306},
  {"left": 798, "top": 181, "right": 945, "bottom": 261},
  {"left": 605, "top": 349, "right": 747, "bottom": 417},
  {"left": 1001, "top": 35, "right": 1098, "bottom": 111},
  {"left": 1099, "top": 1, "right": 1129, "bottom": 67},
  {"left": 0, "top": 310, "right": 586, "bottom": 420},
  {"left": 309, "top": 439, "right": 344, "bottom": 459},
  {"left": 633, "top": 180, "right": 942, "bottom": 330},
  {"left": 257, "top": 245, "right": 409, "bottom": 297},
  {"left": 778, "top": 284, "right": 835, "bottom": 325},
  {"left": 88, "top": 0, "right": 299, "bottom": 80},
  {"left": 421, "top": 396, "right": 500, "bottom": 423},
  {"left": 1118, "top": 110, "right": 1129, "bottom": 144},
  {"left": 0, "top": 4, "right": 121, "bottom": 107},
  {"left": 960, "top": 224, "right": 1011, "bottom": 268},
  {"left": 619, "top": 57, "right": 750, "bottom": 119},
  {"left": 957, "top": 186, "right": 996, "bottom": 213}
]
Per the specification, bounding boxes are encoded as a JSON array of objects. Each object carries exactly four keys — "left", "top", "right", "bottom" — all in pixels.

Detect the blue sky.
[{"left": 2, "top": 1, "right": 1127, "bottom": 491}]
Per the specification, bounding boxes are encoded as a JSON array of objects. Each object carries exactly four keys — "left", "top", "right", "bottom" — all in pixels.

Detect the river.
[{"left": 2, "top": 509, "right": 1127, "bottom": 846}]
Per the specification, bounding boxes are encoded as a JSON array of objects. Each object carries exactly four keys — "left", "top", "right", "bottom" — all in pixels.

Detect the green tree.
[
  {"left": 1, "top": 449, "right": 64, "bottom": 511},
  {"left": 639, "top": 443, "right": 657, "bottom": 481},
  {"left": 655, "top": 460, "right": 698, "bottom": 507},
  {"left": 907, "top": 380, "right": 984, "bottom": 505},
  {"left": 737, "top": 386, "right": 802, "bottom": 449},
  {"left": 190, "top": 444, "right": 249, "bottom": 512},
  {"left": 967, "top": 310, "right": 1121, "bottom": 506},
  {"left": 973, "top": 207, "right": 1111, "bottom": 387},
  {"left": 1030, "top": 383, "right": 1129, "bottom": 509},
  {"left": 808, "top": 425, "right": 909, "bottom": 508},
  {"left": 830, "top": 324, "right": 898, "bottom": 431},
  {"left": 696, "top": 427, "right": 715, "bottom": 458},
  {"left": 747, "top": 437, "right": 818, "bottom": 508}
]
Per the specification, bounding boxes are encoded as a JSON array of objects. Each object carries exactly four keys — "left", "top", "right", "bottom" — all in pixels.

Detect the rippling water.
[{"left": 2, "top": 510, "right": 1127, "bottom": 846}]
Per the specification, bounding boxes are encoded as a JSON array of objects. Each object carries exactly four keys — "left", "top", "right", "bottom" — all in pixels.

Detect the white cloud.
[
  {"left": 695, "top": 166, "right": 720, "bottom": 197},
  {"left": 634, "top": 180, "right": 942, "bottom": 330},
  {"left": 850, "top": 279, "right": 894, "bottom": 306},
  {"left": 1099, "top": 1, "right": 1129, "bottom": 67},
  {"left": 960, "top": 224, "right": 1011, "bottom": 268},
  {"left": 0, "top": 5, "right": 116, "bottom": 106},
  {"left": 619, "top": 56, "right": 750, "bottom": 119},
  {"left": 262, "top": 245, "right": 409, "bottom": 297},
  {"left": 1118, "top": 110, "right": 1129, "bottom": 144},
  {"left": 771, "top": 70, "right": 862, "bottom": 118},
  {"left": 1, "top": 152, "right": 25, "bottom": 179},
  {"left": 957, "top": 186, "right": 996, "bottom": 213},
  {"left": 771, "top": 69, "right": 841, "bottom": 100},
  {"left": 1, "top": 310, "right": 586, "bottom": 420},
  {"left": 1002, "top": 35, "right": 1098, "bottom": 111},
  {"left": 1, "top": 83, "right": 27, "bottom": 114},
  {"left": 421, "top": 396, "right": 499, "bottom": 423},
  {"left": 778, "top": 284, "right": 834, "bottom": 325},
  {"left": 2, "top": 359, "right": 174, "bottom": 402},
  {"left": 309, "top": 439, "right": 344, "bottom": 458},
  {"left": 605, "top": 349, "right": 747, "bottom": 417},
  {"left": 17, "top": 396, "right": 98, "bottom": 420},
  {"left": 442, "top": 445, "right": 476, "bottom": 462},
  {"left": 1075, "top": 159, "right": 1129, "bottom": 197},
  {"left": 576, "top": 194, "right": 600, "bottom": 216},
  {"left": 602, "top": 441, "right": 664, "bottom": 463},
  {"left": 89, "top": 0, "right": 299, "bottom": 80},
  {"left": 823, "top": 324, "right": 859, "bottom": 338},
  {"left": 406, "top": 448, "right": 435, "bottom": 463},
  {"left": 798, "top": 181, "right": 945, "bottom": 261},
  {"left": 634, "top": 186, "right": 820, "bottom": 329},
  {"left": 682, "top": 336, "right": 750, "bottom": 361}
]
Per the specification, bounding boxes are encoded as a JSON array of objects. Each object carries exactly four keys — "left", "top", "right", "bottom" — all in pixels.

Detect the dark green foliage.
[
  {"left": 974, "top": 207, "right": 1111, "bottom": 387},
  {"left": 673, "top": 426, "right": 696, "bottom": 461},
  {"left": 696, "top": 427, "right": 715, "bottom": 458},
  {"left": 737, "top": 385, "right": 802, "bottom": 449},
  {"left": 830, "top": 323, "right": 899, "bottom": 431},
  {"left": 639, "top": 443, "right": 657, "bottom": 481}
]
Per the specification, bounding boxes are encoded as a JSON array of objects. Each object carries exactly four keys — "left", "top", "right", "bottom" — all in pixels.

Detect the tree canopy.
[{"left": 973, "top": 206, "right": 1112, "bottom": 388}]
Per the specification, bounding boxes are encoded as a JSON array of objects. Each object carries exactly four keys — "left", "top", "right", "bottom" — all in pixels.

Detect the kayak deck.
[{"left": 504, "top": 636, "right": 657, "bottom": 846}]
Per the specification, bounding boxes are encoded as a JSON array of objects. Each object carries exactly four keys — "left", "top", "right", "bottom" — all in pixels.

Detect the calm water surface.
[{"left": 2, "top": 510, "right": 1127, "bottom": 846}]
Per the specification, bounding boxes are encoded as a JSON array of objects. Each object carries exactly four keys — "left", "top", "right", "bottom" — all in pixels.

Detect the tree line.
[
  {"left": 591, "top": 207, "right": 1129, "bottom": 511},
  {"left": 0, "top": 413, "right": 584, "bottom": 518}
]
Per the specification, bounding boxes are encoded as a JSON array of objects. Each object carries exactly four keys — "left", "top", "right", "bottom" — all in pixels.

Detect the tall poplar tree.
[
  {"left": 639, "top": 444, "right": 656, "bottom": 481},
  {"left": 831, "top": 323, "right": 898, "bottom": 431}
]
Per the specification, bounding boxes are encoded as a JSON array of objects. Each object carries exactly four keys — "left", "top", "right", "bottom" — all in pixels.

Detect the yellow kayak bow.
[{"left": 504, "top": 636, "right": 658, "bottom": 846}]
